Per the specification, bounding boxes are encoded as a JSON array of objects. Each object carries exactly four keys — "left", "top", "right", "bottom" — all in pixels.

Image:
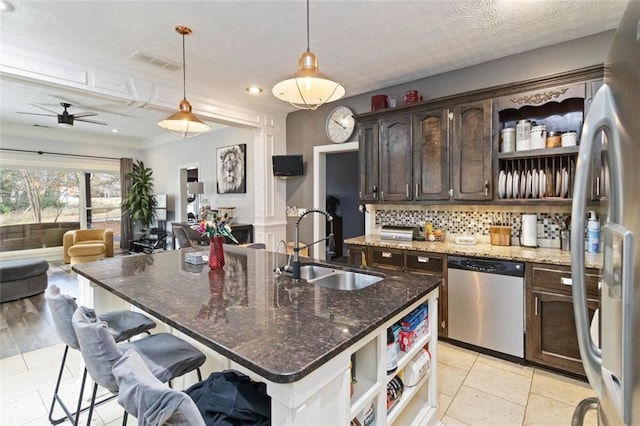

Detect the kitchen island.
[{"left": 73, "top": 245, "right": 441, "bottom": 425}]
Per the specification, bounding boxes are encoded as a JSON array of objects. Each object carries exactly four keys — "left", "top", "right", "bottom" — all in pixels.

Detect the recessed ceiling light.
[
  {"left": 111, "top": 129, "right": 118, "bottom": 133},
  {"left": 0, "top": 1, "right": 15, "bottom": 12},
  {"left": 246, "top": 86, "right": 263, "bottom": 95}
]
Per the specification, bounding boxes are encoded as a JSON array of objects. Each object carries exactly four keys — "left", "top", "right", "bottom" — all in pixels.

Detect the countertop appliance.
[
  {"left": 571, "top": 2, "right": 639, "bottom": 425},
  {"left": 447, "top": 256, "right": 525, "bottom": 358},
  {"left": 379, "top": 225, "right": 419, "bottom": 242}
]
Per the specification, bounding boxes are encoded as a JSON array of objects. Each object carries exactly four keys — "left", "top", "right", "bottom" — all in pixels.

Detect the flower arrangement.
[{"left": 192, "top": 213, "right": 239, "bottom": 244}]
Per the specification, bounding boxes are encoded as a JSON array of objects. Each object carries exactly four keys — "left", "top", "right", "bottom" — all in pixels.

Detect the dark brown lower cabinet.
[
  {"left": 526, "top": 263, "right": 601, "bottom": 377},
  {"left": 347, "top": 244, "right": 367, "bottom": 267},
  {"left": 347, "top": 244, "right": 448, "bottom": 338}
]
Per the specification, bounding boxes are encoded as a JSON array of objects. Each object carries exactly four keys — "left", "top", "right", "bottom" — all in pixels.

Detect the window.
[
  {"left": 0, "top": 168, "right": 121, "bottom": 252},
  {"left": 86, "top": 171, "right": 121, "bottom": 241}
]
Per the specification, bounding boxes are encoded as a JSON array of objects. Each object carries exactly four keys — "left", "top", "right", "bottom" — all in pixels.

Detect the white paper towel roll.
[{"left": 521, "top": 214, "right": 537, "bottom": 247}]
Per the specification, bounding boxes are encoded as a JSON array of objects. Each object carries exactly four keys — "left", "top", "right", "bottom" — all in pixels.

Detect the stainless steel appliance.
[
  {"left": 447, "top": 256, "right": 525, "bottom": 358},
  {"left": 379, "top": 225, "right": 419, "bottom": 242},
  {"left": 571, "top": 2, "right": 639, "bottom": 425}
]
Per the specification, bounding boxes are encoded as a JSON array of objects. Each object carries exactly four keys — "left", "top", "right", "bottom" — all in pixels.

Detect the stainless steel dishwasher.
[{"left": 447, "top": 255, "right": 525, "bottom": 358}]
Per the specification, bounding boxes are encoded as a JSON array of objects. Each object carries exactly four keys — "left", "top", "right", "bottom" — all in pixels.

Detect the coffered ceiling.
[{"left": 0, "top": 0, "right": 627, "bottom": 146}]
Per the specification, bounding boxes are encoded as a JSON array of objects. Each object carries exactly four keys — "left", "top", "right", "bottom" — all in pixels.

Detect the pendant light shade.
[
  {"left": 158, "top": 26, "right": 210, "bottom": 138},
  {"left": 272, "top": 0, "right": 344, "bottom": 110}
]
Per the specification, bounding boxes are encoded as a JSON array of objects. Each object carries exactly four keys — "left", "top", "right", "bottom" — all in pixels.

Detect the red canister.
[
  {"left": 402, "top": 90, "right": 421, "bottom": 104},
  {"left": 371, "top": 94, "right": 389, "bottom": 111}
]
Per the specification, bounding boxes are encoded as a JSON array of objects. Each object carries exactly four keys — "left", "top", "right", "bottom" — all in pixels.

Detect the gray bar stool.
[
  {"left": 113, "top": 349, "right": 206, "bottom": 425},
  {"left": 72, "top": 306, "right": 206, "bottom": 425},
  {"left": 44, "top": 285, "right": 157, "bottom": 425}
]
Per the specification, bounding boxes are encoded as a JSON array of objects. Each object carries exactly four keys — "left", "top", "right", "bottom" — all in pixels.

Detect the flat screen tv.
[{"left": 272, "top": 155, "right": 304, "bottom": 176}]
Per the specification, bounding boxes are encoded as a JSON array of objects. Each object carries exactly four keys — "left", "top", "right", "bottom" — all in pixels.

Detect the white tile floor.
[
  {"left": 0, "top": 343, "right": 136, "bottom": 425},
  {"left": 437, "top": 341, "right": 598, "bottom": 426},
  {"left": 1, "top": 339, "right": 598, "bottom": 425}
]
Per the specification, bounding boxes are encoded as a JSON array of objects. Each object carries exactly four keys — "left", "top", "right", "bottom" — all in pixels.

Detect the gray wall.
[
  {"left": 326, "top": 151, "right": 364, "bottom": 255},
  {"left": 144, "top": 125, "right": 255, "bottom": 224},
  {"left": 285, "top": 30, "right": 614, "bottom": 243}
]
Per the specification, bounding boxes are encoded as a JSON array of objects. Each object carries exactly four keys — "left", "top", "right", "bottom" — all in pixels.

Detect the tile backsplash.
[{"left": 373, "top": 204, "right": 573, "bottom": 248}]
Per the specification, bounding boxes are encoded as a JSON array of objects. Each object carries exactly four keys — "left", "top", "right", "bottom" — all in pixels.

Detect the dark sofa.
[{"left": 0, "top": 258, "right": 49, "bottom": 302}]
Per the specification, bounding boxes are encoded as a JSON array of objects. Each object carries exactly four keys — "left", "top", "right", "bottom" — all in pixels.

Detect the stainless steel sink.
[
  {"left": 293, "top": 263, "right": 383, "bottom": 291},
  {"left": 309, "top": 271, "right": 383, "bottom": 291},
  {"left": 299, "top": 265, "right": 336, "bottom": 280}
]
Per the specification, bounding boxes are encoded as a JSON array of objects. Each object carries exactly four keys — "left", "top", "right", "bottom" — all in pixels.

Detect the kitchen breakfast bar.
[{"left": 72, "top": 246, "right": 441, "bottom": 425}]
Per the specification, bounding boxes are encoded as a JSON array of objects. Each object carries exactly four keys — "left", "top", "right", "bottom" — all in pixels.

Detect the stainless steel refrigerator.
[{"left": 571, "top": 1, "right": 639, "bottom": 425}]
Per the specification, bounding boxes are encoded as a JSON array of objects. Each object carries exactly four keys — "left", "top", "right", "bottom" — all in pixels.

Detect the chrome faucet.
[
  {"left": 273, "top": 239, "right": 291, "bottom": 275},
  {"left": 292, "top": 209, "right": 335, "bottom": 281}
]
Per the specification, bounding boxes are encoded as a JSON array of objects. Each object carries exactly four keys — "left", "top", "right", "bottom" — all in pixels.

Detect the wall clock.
[{"left": 325, "top": 106, "right": 355, "bottom": 143}]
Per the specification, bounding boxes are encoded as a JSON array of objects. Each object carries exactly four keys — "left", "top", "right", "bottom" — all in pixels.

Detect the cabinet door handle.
[
  {"left": 596, "top": 176, "right": 601, "bottom": 197},
  {"left": 534, "top": 296, "right": 539, "bottom": 316},
  {"left": 448, "top": 189, "right": 453, "bottom": 198},
  {"left": 561, "top": 277, "right": 573, "bottom": 286},
  {"left": 381, "top": 191, "right": 384, "bottom": 199},
  {"left": 484, "top": 180, "right": 489, "bottom": 196},
  {"left": 417, "top": 256, "right": 429, "bottom": 263},
  {"left": 381, "top": 252, "right": 393, "bottom": 258},
  {"left": 406, "top": 184, "right": 410, "bottom": 198},
  {"left": 415, "top": 183, "right": 419, "bottom": 196}
]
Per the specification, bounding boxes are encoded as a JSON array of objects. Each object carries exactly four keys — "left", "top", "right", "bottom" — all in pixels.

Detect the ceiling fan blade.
[
  {"left": 33, "top": 104, "right": 62, "bottom": 115},
  {"left": 72, "top": 112, "right": 98, "bottom": 118},
  {"left": 16, "top": 111, "right": 57, "bottom": 117},
  {"left": 75, "top": 118, "right": 108, "bottom": 126}
]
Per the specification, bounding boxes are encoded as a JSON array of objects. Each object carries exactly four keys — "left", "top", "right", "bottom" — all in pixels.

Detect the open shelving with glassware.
[{"left": 494, "top": 81, "right": 587, "bottom": 204}]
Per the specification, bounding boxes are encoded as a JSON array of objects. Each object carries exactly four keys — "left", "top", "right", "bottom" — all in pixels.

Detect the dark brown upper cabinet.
[
  {"left": 358, "top": 120, "right": 380, "bottom": 202},
  {"left": 412, "top": 108, "right": 450, "bottom": 201},
  {"left": 379, "top": 115, "right": 413, "bottom": 202},
  {"left": 354, "top": 65, "right": 604, "bottom": 206},
  {"left": 451, "top": 100, "right": 493, "bottom": 200}
]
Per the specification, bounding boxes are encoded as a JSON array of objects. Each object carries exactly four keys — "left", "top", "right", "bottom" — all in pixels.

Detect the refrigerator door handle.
[{"left": 571, "top": 85, "right": 619, "bottom": 398}]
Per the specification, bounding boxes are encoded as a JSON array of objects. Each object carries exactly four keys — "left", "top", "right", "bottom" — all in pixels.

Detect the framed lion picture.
[{"left": 216, "top": 144, "right": 247, "bottom": 194}]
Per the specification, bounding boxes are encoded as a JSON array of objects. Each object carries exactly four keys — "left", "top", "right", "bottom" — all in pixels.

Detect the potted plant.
[{"left": 121, "top": 160, "right": 158, "bottom": 236}]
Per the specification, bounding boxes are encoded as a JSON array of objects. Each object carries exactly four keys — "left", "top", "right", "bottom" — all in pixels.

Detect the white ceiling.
[{"left": 0, "top": 0, "right": 627, "bottom": 146}]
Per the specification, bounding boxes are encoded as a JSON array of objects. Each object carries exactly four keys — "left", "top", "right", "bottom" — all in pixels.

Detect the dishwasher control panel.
[{"left": 447, "top": 255, "right": 524, "bottom": 277}]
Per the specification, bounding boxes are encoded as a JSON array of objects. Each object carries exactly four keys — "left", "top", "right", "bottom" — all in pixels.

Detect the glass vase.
[{"left": 208, "top": 236, "right": 225, "bottom": 269}]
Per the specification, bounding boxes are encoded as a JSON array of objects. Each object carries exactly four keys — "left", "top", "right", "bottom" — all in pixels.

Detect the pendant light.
[
  {"left": 272, "top": 0, "right": 345, "bottom": 110},
  {"left": 158, "top": 26, "right": 210, "bottom": 138}
]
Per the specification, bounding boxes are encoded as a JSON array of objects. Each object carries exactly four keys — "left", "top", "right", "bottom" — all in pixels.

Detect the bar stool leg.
[{"left": 48, "top": 345, "right": 71, "bottom": 425}]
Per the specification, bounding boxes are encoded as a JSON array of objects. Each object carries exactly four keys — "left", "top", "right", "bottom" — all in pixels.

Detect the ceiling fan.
[{"left": 16, "top": 102, "right": 107, "bottom": 127}]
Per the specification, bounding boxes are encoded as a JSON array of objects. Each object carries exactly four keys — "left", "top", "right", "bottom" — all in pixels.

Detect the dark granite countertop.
[{"left": 73, "top": 246, "right": 440, "bottom": 384}]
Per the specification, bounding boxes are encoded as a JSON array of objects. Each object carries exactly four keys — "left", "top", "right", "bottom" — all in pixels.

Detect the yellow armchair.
[{"left": 63, "top": 229, "right": 114, "bottom": 264}]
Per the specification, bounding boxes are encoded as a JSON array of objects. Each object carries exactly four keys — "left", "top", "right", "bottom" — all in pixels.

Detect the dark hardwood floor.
[{"left": 0, "top": 260, "right": 77, "bottom": 359}]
